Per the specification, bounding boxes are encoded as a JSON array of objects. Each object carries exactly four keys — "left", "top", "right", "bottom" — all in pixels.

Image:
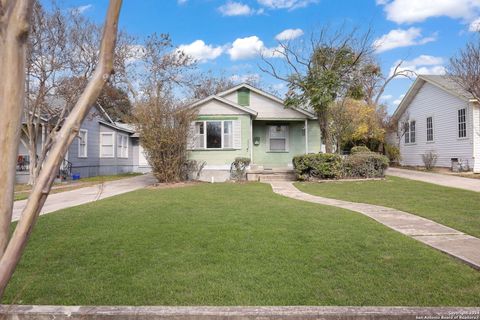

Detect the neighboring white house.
[{"left": 392, "top": 75, "right": 480, "bottom": 173}]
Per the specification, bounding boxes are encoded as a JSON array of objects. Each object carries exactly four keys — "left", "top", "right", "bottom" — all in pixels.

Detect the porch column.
[
  {"left": 304, "top": 119, "right": 309, "bottom": 154},
  {"left": 250, "top": 117, "right": 253, "bottom": 163},
  {"left": 41, "top": 124, "right": 46, "bottom": 154}
]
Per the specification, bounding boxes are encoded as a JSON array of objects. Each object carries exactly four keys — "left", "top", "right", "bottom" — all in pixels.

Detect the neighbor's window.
[
  {"left": 117, "top": 134, "right": 129, "bottom": 158},
  {"left": 193, "top": 120, "right": 234, "bottom": 149},
  {"left": 268, "top": 125, "right": 288, "bottom": 151},
  {"left": 426, "top": 117, "right": 434, "bottom": 142},
  {"left": 100, "top": 132, "right": 115, "bottom": 158},
  {"left": 78, "top": 129, "right": 88, "bottom": 158},
  {"left": 404, "top": 120, "right": 415, "bottom": 144},
  {"left": 410, "top": 120, "right": 416, "bottom": 143},
  {"left": 404, "top": 122, "right": 410, "bottom": 144},
  {"left": 458, "top": 108, "right": 467, "bottom": 138}
]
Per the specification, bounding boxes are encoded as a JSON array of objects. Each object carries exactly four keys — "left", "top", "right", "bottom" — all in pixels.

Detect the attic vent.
[{"left": 238, "top": 88, "right": 250, "bottom": 106}]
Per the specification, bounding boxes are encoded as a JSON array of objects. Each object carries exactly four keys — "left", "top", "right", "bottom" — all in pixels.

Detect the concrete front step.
[{"left": 259, "top": 174, "right": 296, "bottom": 182}]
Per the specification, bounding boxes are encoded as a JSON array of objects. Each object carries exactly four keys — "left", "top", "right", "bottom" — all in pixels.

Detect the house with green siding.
[{"left": 188, "top": 83, "right": 321, "bottom": 181}]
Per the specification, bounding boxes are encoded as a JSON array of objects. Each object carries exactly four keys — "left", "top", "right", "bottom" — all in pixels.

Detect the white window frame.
[
  {"left": 117, "top": 133, "right": 129, "bottom": 158},
  {"left": 404, "top": 120, "right": 416, "bottom": 145},
  {"left": 267, "top": 125, "right": 289, "bottom": 152},
  {"left": 426, "top": 116, "right": 434, "bottom": 142},
  {"left": 409, "top": 120, "right": 416, "bottom": 144},
  {"left": 78, "top": 129, "right": 88, "bottom": 158},
  {"left": 193, "top": 120, "right": 235, "bottom": 150},
  {"left": 458, "top": 107, "right": 467, "bottom": 139},
  {"left": 100, "top": 132, "right": 115, "bottom": 158}
]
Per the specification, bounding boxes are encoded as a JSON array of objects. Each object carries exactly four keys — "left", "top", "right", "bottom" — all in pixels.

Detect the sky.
[{"left": 51, "top": 0, "right": 480, "bottom": 114}]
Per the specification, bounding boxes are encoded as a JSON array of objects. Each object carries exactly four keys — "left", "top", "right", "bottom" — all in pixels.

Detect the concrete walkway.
[
  {"left": 12, "top": 173, "right": 157, "bottom": 222},
  {"left": 270, "top": 181, "right": 480, "bottom": 270},
  {"left": 387, "top": 167, "right": 480, "bottom": 192}
]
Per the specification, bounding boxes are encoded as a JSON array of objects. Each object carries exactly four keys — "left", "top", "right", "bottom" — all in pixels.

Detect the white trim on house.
[
  {"left": 457, "top": 106, "right": 468, "bottom": 139},
  {"left": 191, "top": 120, "right": 239, "bottom": 150},
  {"left": 100, "top": 132, "right": 115, "bottom": 158},
  {"left": 266, "top": 124, "right": 289, "bottom": 152},
  {"left": 217, "top": 83, "right": 317, "bottom": 119},
  {"left": 189, "top": 95, "right": 258, "bottom": 116},
  {"left": 78, "top": 129, "right": 88, "bottom": 158}
]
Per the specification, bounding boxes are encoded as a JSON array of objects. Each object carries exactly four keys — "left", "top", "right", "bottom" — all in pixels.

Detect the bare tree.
[
  {"left": 449, "top": 39, "right": 480, "bottom": 101},
  {"left": 361, "top": 60, "right": 416, "bottom": 106},
  {"left": 132, "top": 95, "right": 197, "bottom": 182},
  {"left": 22, "top": 1, "right": 69, "bottom": 185},
  {"left": 0, "top": 0, "right": 122, "bottom": 296},
  {"left": 187, "top": 72, "right": 236, "bottom": 100},
  {"left": 260, "top": 26, "right": 375, "bottom": 153}
]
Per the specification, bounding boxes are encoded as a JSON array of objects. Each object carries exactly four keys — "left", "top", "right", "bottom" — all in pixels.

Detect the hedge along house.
[{"left": 188, "top": 83, "right": 321, "bottom": 182}]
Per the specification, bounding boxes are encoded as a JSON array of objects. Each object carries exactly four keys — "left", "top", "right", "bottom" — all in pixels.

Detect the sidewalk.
[
  {"left": 12, "top": 173, "right": 157, "bottom": 222},
  {"left": 270, "top": 181, "right": 480, "bottom": 270},
  {"left": 387, "top": 167, "right": 480, "bottom": 192}
]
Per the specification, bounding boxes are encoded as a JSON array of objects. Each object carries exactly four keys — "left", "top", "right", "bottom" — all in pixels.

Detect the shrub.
[
  {"left": 350, "top": 145, "right": 371, "bottom": 154},
  {"left": 230, "top": 157, "right": 251, "bottom": 181},
  {"left": 422, "top": 151, "right": 438, "bottom": 171},
  {"left": 182, "top": 160, "right": 206, "bottom": 180},
  {"left": 384, "top": 143, "right": 401, "bottom": 163},
  {"left": 292, "top": 153, "right": 343, "bottom": 180},
  {"left": 342, "top": 152, "right": 389, "bottom": 178}
]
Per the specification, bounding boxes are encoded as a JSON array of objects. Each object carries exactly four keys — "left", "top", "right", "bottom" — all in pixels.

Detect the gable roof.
[
  {"left": 392, "top": 75, "right": 476, "bottom": 121},
  {"left": 217, "top": 83, "right": 316, "bottom": 119},
  {"left": 189, "top": 94, "right": 258, "bottom": 116}
]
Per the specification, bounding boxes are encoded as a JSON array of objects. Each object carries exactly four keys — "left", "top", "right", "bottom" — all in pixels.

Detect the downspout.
[{"left": 304, "top": 119, "right": 309, "bottom": 154}]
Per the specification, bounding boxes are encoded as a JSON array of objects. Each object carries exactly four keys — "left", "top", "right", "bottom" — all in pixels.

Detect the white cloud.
[
  {"left": 389, "top": 55, "right": 446, "bottom": 77},
  {"left": 72, "top": 4, "right": 92, "bottom": 14},
  {"left": 177, "top": 40, "right": 224, "bottom": 63},
  {"left": 257, "top": 0, "right": 318, "bottom": 10},
  {"left": 275, "top": 28, "right": 304, "bottom": 41},
  {"left": 469, "top": 17, "right": 480, "bottom": 31},
  {"left": 377, "top": 0, "right": 480, "bottom": 24},
  {"left": 380, "top": 94, "right": 393, "bottom": 101},
  {"left": 393, "top": 94, "right": 406, "bottom": 106},
  {"left": 228, "top": 36, "right": 282, "bottom": 60},
  {"left": 218, "top": 1, "right": 259, "bottom": 16},
  {"left": 230, "top": 73, "right": 261, "bottom": 83},
  {"left": 373, "top": 27, "right": 436, "bottom": 53}
]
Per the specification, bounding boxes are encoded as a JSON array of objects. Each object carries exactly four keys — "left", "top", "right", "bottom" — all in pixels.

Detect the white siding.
[
  {"left": 196, "top": 100, "right": 249, "bottom": 115},
  {"left": 223, "top": 90, "right": 306, "bottom": 119},
  {"left": 399, "top": 82, "right": 474, "bottom": 169}
]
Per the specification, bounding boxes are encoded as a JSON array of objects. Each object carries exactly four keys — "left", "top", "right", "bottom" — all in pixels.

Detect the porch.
[{"left": 249, "top": 119, "right": 320, "bottom": 168}]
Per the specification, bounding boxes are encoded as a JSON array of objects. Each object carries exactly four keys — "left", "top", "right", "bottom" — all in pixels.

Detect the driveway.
[
  {"left": 12, "top": 173, "right": 157, "bottom": 222},
  {"left": 387, "top": 167, "right": 480, "bottom": 192}
]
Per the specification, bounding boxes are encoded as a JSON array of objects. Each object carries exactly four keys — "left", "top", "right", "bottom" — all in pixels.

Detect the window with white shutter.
[{"left": 191, "top": 120, "right": 240, "bottom": 150}]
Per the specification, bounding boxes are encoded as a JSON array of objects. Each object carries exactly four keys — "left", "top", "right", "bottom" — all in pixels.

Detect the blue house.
[{"left": 16, "top": 104, "right": 150, "bottom": 184}]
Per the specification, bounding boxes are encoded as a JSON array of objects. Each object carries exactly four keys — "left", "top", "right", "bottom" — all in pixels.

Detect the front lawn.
[
  {"left": 295, "top": 176, "right": 480, "bottom": 238},
  {"left": 4, "top": 183, "right": 480, "bottom": 306}
]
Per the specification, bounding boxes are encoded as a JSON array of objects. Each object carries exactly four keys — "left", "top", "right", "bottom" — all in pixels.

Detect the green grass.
[
  {"left": 4, "top": 183, "right": 480, "bottom": 306},
  {"left": 295, "top": 176, "right": 480, "bottom": 238}
]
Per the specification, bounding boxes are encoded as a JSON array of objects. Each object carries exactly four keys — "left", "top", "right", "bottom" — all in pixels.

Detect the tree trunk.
[
  {"left": 317, "top": 107, "right": 332, "bottom": 153},
  {"left": 0, "top": 0, "right": 122, "bottom": 297},
  {"left": 0, "top": 0, "right": 34, "bottom": 259}
]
